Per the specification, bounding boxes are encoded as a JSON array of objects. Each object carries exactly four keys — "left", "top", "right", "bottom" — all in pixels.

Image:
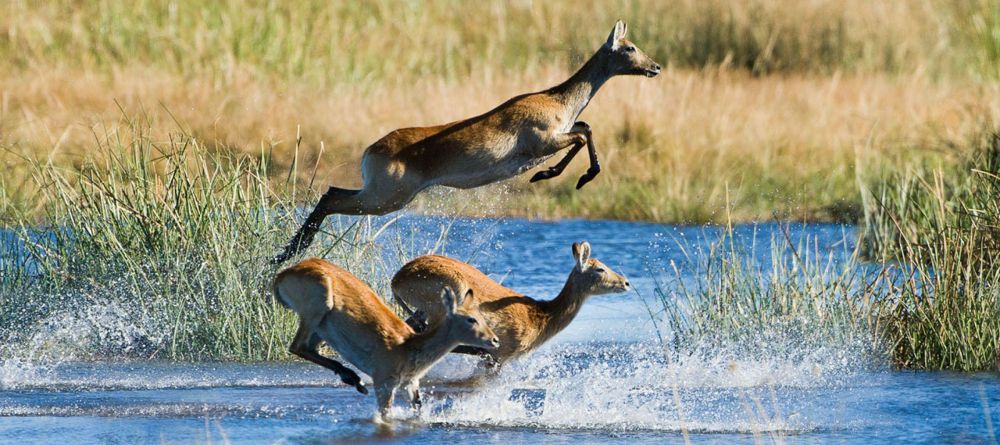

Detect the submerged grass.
[
  {"left": 650, "top": 224, "right": 882, "bottom": 370},
  {"left": 653, "top": 132, "right": 1000, "bottom": 371}
]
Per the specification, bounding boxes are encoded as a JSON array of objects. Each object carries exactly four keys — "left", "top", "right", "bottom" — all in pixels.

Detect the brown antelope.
[
  {"left": 272, "top": 21, "right": 660, "bottom": 264},
  {"left": 390, "top": 241, "right": 630, "bottom": 367},
  {"left": 272, "top": 258, "right": 500, "bottom": 421}
]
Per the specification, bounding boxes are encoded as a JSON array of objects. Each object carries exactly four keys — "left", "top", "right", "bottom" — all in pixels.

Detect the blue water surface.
[{"left": 1, "top": 216, "right": 996, "bottom": 444}]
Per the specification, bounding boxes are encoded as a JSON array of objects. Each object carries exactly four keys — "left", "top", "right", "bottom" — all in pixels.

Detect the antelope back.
[
  {"left": 276, "top": 258, "right": 412, "bottom": 338},
  {"left": 392, "top": 255, "right": 514, "bottom": 325}
]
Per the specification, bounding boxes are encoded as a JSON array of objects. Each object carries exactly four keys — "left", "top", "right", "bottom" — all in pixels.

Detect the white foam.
[{"left": 420, "top": 341, "right": 872, "bottom": 433}]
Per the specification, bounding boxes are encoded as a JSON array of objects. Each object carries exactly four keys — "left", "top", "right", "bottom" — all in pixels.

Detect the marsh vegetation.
[{"left": 1, "top": 0, "right": 998, "bottom": 372}]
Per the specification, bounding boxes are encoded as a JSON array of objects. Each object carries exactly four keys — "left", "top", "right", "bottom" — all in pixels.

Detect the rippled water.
[{"left": 1, "top": 217, "right": 998, "bottom": 444}]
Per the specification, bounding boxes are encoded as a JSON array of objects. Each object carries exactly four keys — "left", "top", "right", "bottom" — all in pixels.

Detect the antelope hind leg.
[
  {"left": 289, "top": 322, "right": 368, "bottom": 394},
  {"left": 270, "top": 186, "right": 359, "bottom": 265}
]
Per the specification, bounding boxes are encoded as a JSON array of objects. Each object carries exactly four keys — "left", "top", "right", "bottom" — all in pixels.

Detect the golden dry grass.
[{"left": 2, "top": 0, "right": 999, "bottom": 222}]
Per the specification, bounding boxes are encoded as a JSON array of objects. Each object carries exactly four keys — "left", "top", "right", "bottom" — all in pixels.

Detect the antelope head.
[
  {"left": 442, "top": 287, "right": 501, "bottom": 350},
  {"left": 570, "top": 241, "right": 631, "bottom": 296},
  {"left": 603, "top": 20, "right": 661, "bottom": 78}
]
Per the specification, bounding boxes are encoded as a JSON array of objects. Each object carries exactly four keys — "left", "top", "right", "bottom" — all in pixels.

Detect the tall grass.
[
  {"left": 1, "top": 0, "right": 992, "bottom": 81},
  {"left": 0, "top": 113, "right": 420, "bottom": 361},
  {"left": 861, "top": 132, "right": 1000, "bottom": 370}
]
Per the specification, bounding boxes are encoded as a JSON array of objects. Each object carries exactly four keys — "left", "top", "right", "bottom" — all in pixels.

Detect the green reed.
[
  {"left": 650, "top": 225, "right": 882, "bottom": 367},
  {"left": 861, "top": 132, "right": 1000, "bottom": 370},
  {"left": 0, "top": 114, "right": 419, "bottom": 361},
  {"left": 653, "top": 132, "right": 1000, "bottom": 371}
]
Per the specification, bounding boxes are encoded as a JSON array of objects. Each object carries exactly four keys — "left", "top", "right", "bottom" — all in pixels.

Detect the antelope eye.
[
  {"left": 467, "top": 317, "right": 478, "bottom": 324},
  {"left": 595, "top": 267, "right": 606, "bottom": 273},
  {"left": 624, "top": 46, "right": 636, "bottom": 53}
]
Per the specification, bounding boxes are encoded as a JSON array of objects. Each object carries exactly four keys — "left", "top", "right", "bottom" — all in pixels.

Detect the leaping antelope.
[
  {"left": 390, "top": 241, "right": 630, "bottom": 368},
  {"left": 272, "top": 258, "right": 500, "bottom": 421},
  {"left": 272, "top": 21, "right": 660, "bottom": 264}
]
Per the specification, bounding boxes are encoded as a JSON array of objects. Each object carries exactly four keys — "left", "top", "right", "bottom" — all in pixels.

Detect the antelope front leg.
[
  {"left": 575, "top": 125, "right": 601, "bottom": 189},
  {"left": 404, "top": 310, "right": 428, "bottom": 333},
  {"left": 451, "top": 345, "right": 499, "bottom": 368},
  {"left": 404, "top": 379, "right": 422, "bottom": 412},
  {"left": 375, "top": 380, "right": 398, "bottom": 422},
  {"left": 530, "top": 121, "right": 591, "bottom": 183}
]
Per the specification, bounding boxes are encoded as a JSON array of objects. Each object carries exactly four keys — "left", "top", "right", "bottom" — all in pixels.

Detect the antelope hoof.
[
  {"left": 576, "top": 169, "right": 600, "bottom": 189},
  {"left": 270, "top": 248, "right": 295, "bottom": 265},
  {"left": 530, "top": 168, "right": 558, "bottom": 183},
  {"left": 270, "top": 244, "right": 295, "bottom": 265},
  {"left": 342, "top": 373, "right": 368, "bottom": 395},
  {"left": 355, "top": 382, "right": 369, "bottom": 395}
]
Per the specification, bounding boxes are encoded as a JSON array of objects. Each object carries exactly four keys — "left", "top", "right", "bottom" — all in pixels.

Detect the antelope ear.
[
  {"left": 460, "top": 289, "right": 475, "bottom": 308},
  {"left": 572, "top": 242, "right": 589, "bottom": 270},
  {"left": 441, "top": 287, "right": 458, "bottom": 316},
  {"left": 605, "top": 20, "right": 627, "bottom": 49}
]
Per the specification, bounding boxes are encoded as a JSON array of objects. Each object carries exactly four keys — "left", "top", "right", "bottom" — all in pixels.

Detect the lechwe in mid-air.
[
  {"left": 272, "top": 21, "right": 660, "bottom": 264},
  {"left": 391, "top": 241, "right": 630, "bottom": 368},
  {"left": 272, "top": 258, "right": 500, "bottom": 421}
]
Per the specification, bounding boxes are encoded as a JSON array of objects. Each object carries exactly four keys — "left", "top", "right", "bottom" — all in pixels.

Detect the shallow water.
[{"left": 1, "top": 217, "right": 997, "bottom": 444}]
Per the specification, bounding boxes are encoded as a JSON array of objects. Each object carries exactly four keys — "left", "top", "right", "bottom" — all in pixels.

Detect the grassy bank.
[{"left": 2, "top": 0, "right": 999, "bottom": 223}]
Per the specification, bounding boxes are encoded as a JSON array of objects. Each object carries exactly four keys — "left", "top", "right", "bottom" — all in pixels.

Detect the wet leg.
[{"left": 375, "top": 380, "right": 398, "bottom": 422}]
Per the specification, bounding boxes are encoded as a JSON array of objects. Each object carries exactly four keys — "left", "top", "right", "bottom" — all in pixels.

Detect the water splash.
[
  {"left": 420, "top": 340, "right": 875, "bottom": 434},
  {"left": 0, "top": 280, "right": 168, "bottom": 366}
]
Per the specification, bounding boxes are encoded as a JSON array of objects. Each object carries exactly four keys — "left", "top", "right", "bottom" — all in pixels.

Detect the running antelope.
[
  {"left": 391, "top": 241, "right": 629, "bottom": 367},
  {"left": 272, "top": 21, "right": 660, "bottom": 264},
  {"left": 272, "top": 258, "right": 500, "bottom": 421}
]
